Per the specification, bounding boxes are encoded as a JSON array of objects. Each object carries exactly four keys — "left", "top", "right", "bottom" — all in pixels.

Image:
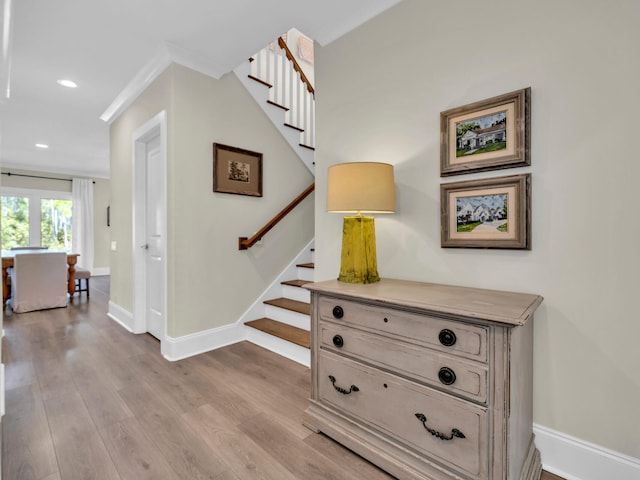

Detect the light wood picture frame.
[
  {"left": 440, "top": 88, "right": 531, "bottom": 176},
  {"left": 213, "top": 143, "right": 263, "bottom": 197},
  {"left": 441, "top": 174, "right": 531, "bottom": 249}
]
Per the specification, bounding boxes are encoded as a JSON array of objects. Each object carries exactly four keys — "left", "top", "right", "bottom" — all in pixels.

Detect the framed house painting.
[
  {"left": 441, "top": 173, "right": 531, "bottom": 249},
  {"left": 213, "top": 143, "right": 263, "bottom": 197},
  {"left": 440, "top": 88, "right": 531, "bottom": 176}
]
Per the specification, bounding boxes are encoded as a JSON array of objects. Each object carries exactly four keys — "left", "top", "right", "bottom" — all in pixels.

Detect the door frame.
[{"left": 132, "top": 110, "right": 168, "bottom": 348}]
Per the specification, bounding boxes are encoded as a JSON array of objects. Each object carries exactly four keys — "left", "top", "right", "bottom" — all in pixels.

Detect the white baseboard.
[
  {"left": 106, "top": 297, "right": 310, "bottom": 367},
  {"left": 534, "top": 423, "right": 640, "bottom": 480},
  {"left": 90, "top": 267, "right": 110, "bottom": 276},
  {"left": 107, "top": 301, "right": 134, "bottom": 332},
  {"left": 162, "top": 323, "right": 244, "bottom": 361}
]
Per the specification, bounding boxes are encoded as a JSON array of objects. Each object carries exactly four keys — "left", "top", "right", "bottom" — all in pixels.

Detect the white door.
[
  {"left": 144, "top": 135, "right": 164, "bottom": 340},
  {"left": 132, "top": 111, "right": 167, "bottom": 344}
]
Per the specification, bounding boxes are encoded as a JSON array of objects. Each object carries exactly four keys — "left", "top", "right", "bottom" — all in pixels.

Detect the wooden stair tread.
[
  {"left": 245, "top": 318, "right": 310, "bottom": 349},
  {"left": 284, "top": 122, "right": 304, "bottom": 132},
  {"left": 266, "top": 100, "right": 289, "bottom": 111},
  {"left": 296, "top": 262, "right": 314, "bottom": 269},
  {"left": 247, "top": 74, "right": 272, "bottom": 88},
  {"left": 264, "top": 297, "right": 310, "bottom": 315},
  {"left": 281, "top": 279, "right": 311, "bottom": 288}
]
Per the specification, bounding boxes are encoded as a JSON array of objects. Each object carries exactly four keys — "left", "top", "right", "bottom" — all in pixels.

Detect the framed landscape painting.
[
  {"left": 440, "top": 88, "right": 530, "bottom": 176},
  {"left": 213, "top": 143, "right": 263, "bottom": 197},
  {"left": 441, "top": 174, "right": 531, "bottom": 249}
]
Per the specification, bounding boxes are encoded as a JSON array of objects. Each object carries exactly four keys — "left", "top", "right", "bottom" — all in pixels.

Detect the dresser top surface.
[{"left": 306, "top": 278, "right": 543, "bottom": 326}]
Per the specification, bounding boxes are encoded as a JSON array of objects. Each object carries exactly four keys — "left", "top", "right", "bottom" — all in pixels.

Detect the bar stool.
[{"left": 74, "top": 267, "right": 91, "bottom": 298}]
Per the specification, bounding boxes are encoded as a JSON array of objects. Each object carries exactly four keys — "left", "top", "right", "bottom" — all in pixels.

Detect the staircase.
[
  {"left": 241, "top": 242, "right": 314, "bottom": 367},
  {"left": 234, "top": 36, "right": 315, "bottom": 173},
  {"left": 236, "top": 35, "right": 317, "bottom": 366}
]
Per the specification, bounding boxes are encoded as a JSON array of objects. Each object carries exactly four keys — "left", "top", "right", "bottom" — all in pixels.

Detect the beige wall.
[
  {"left": 110, "top": 63, "right": 314, "bottom": 337},
  {"left": 0, "top": 168, "right": 111, "bottom": 270},
  {"left": 109, "top": 67, "right": 174, "bottom": 310},
  {"left": 313, "top": 0, "right": 639, "bottom": 460}
]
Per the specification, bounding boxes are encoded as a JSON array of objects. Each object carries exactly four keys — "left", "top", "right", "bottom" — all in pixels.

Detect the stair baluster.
[{"left": 248, "top": 36, "right": 315, "bottom": 151}]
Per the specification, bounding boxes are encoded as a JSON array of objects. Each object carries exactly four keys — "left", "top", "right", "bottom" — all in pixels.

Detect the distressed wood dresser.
[{"left": 304, "top": 278, "right": 543, "bottom": 480}]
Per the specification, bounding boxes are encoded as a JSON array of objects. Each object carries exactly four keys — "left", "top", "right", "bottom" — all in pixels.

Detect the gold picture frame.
[
  {"left": 440, "top": 88, "right": 530, "bottom": 176},
  {"left": 441, "top": 174, "right": 531, "bottom": 249},
  {"left": 213, "top": 143, "right": 263, "bottom": 197}
]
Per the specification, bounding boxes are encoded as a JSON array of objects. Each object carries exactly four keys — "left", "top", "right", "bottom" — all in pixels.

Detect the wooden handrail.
[
  {"left": 278, "top": 37, "right": 314, "bottom": 95},
  {"left": 239, "top": 183, "right": 315, "bottom": 250}
]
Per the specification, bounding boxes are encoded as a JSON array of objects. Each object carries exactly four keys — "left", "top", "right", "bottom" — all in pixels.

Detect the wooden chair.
[
  {"left": 10, "top": 252, "right": 68, "bottom": 313},
  {"left": 74, "top": 267, "right": 91, "bottom": 298}
]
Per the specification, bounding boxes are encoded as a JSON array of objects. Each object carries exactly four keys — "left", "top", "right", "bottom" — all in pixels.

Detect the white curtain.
[{"left": 72, "top": 178, "right": 94, "bottom": 270}]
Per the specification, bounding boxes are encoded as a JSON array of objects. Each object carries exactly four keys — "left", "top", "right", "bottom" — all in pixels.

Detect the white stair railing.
[{"left": 249, "top": 39, "right": 315, "bottom": 150}]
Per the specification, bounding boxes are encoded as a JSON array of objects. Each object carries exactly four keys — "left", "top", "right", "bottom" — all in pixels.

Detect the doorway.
[{"left": 132, "top": 111, "right": 168, "bottom": 349}]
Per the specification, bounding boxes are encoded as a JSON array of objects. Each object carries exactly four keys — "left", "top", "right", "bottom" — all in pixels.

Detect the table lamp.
[{"left": 327, "top": 162, "right": 396, "bottom": 284}]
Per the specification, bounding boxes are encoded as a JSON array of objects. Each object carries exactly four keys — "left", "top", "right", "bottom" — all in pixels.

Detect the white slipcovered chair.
[
  {"left": 10, "top": 252, "right": 68, "bottom": 313},
  {"left": 5, "top": 246, "right": 50, "bottom": 295}
]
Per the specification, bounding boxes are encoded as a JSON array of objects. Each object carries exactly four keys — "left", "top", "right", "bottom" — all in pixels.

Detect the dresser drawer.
[
  {"left": 319, "top": 296, "right": 488, "bottom": 362},
  {"left": 318, "top": 351, "right": 489, "bottom": 479},
  {"left": 320, "top": 321, "right": 488, "bottom": 403}
]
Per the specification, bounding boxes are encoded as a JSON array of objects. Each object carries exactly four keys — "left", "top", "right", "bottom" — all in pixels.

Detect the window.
[
  {"left": 1, "top": 187, "right": 72, "bottom": 250},
  {"left": 1, "top": 196, "right": 30, "bottom": 248}
]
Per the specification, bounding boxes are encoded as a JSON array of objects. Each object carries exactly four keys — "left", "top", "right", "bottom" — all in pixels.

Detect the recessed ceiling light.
[
  {"left": 57, "top": 79, "right": 77, "bottom": 88},
  {"left": 35, "top": 143, "right": 49, "bottom": 149}
]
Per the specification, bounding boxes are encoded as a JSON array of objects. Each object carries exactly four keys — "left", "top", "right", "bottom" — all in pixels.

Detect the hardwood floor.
[{"left": 2, "top": 276, "right": 563, "bottom": 480}]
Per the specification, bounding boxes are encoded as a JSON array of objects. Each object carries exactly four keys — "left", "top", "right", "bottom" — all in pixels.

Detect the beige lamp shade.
[{"left": 327, "top": 162, "right": 396, "bottom": 214}]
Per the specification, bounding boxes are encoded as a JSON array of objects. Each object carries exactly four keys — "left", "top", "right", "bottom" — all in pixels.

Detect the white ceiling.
[{"left": 1, "top": 0, "right": 401, "bottom": 179}]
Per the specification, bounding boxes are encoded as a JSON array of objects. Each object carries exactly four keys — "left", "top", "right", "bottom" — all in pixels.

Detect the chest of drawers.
[{"left": 303, "top": 279, "right": 543, "bottom": 480}]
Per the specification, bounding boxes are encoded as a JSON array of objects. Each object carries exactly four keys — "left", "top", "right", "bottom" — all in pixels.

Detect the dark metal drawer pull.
[
  {"left": 414, "top": 413, "right": 465, "bottom": 441},
  {"left": 438, "top": 367, "right": 456, "bottom": 385},
  {"left": 332, "top": 335, "right": 344, "bottom": 348},
  {"left": 328, "top": 375, "right": 359, "bottom": 395},
  {"left": 332, "top": 306, "right": 344, "bottom": 319},
  {"left": 439, "top": 329, "right": 457, "bottom": 347}
]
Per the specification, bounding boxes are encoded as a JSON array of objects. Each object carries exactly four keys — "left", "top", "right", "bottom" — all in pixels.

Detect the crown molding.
[
  {"left": 100, "top": 42, "right": 226, "bottom": 125},
  {"left": 99, "top": 44, "right": 173, "bottom": 125}
]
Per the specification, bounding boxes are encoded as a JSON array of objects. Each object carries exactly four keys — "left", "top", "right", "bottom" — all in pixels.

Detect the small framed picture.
[
  {"left": 441, "top": 174, "right": 531, "bottom": 249},
  {"left": 213, "top": 143, "right": 263, "bottom": 197},
  {"left": 440, "top": 88, "right": 530, "bottom": 176}
]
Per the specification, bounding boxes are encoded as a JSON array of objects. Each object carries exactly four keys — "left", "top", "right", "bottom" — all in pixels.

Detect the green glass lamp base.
[{"left": 338, "top": 215, "right": 380, "bottom": 284}]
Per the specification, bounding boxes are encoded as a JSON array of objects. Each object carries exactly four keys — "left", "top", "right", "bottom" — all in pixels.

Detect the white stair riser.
[
  {"left": 297, "top": 266, "right": 314, "bottom": 282},
  {"left": 244, "top": 326, "right": 310, "bottom": 367},
  {"left": 282, "top": 285, "right": 311, "bottom": 303},
  {"left": 264, "top": 305, "right": 310, "bottom": 330}
]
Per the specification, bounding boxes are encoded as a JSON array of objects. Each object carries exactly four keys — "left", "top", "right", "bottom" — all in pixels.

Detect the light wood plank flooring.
[{"left": 2, "top": 276, "right": 562, "bottom": 480}]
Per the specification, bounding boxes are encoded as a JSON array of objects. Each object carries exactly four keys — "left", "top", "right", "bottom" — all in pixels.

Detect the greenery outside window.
[{"left": 1, "top": 187, "right": 72, "bottom": 250}]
